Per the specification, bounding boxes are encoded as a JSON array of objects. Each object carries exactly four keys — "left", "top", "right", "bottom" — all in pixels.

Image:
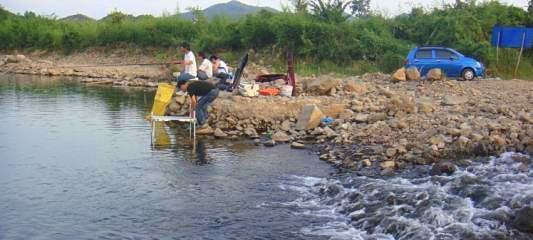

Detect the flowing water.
[{"left": 0, "top": 74, "right": 531, "bottom": 240}]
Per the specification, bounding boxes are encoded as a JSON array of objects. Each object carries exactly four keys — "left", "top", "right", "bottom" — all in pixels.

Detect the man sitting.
[
  {"left": 209, "top": 55, "right": 233, "bottom": 90},
  {"left": 197, "top": 52, "right": 213, "bottom": 81},
  {"left": 177, "top": 80, "right": 219, "bottom": 131},
  {"left": 176, "top": 42, "right": 197, "bottom": 82}
]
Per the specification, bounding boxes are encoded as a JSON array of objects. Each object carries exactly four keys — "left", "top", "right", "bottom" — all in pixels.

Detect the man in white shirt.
[
  {"left": 176, "top": 42, "right": 197, "bottom": 82},
  {"left": 197, "top": 52, "right": 213, "bottom": 80}
]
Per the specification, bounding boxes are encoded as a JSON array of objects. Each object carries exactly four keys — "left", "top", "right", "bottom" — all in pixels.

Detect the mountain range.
[{"left": 56, "top": 1, "right": 276, "bottom": 22}]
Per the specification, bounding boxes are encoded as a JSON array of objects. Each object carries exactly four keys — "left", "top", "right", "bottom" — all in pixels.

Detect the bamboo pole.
[{"left": 514, "top": 32, "right": 526, "bottom": 78}]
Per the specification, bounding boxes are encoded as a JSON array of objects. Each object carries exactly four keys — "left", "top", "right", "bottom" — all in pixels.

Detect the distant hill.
[
  {"left": 180, "top": 0, "right": 277, "bottom": 20},
  {"left": 0, "top": 6, "right": 15, "bottom": 20},
  {"left": 61, "top": 14, "right": 95, "bottom": 22}
]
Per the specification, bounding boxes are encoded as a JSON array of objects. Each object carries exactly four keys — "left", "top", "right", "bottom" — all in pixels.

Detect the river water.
[{"left": 0, "top": 74, "right": 531, "bottom": 240}]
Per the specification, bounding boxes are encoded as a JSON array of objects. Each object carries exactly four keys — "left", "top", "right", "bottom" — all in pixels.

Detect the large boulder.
[
  {"left": 296, "top": 105, "right": 325, "bottom": 130},
  {"left": 272, "top": 131, "right": 290, "bottom": 142},
  {"left": 427, "top": 68, "right": 444, "bottom": 81},
  {"left": 306, "top": 75, "right": 341, "bottom": 95},
  {"left": 406, "top": 67, "right": 421, "bottom": 81},
  {"left": 392, "top": 67, "right": 407, "bottom": 82}
]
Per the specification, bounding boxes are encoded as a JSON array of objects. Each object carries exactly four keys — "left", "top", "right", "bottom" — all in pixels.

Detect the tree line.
[{"left": 0, "top": 0, "right": 532, "bottom": 75}]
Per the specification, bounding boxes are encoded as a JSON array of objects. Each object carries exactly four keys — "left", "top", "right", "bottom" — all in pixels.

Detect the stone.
[
  {"left": 417, "top": 100, "right": 435, "bottom": 113},
  {"left": 427, "top": 68, "right": 444, "bottom": 81},
  {"left": 443, "top": 95, "right": 468, "bottom": 106},
  {"left": 430, "top": 161, "right": 457, "bottom": 175},
  {"left": 368, "top": 113, "right": 387, "bottom": 123},
  {"left": 354, "top": 113, "right": 370, "bottom": 123},
  {"left": 281, "top": 120, "right": 291, "bottom": 131},
  {"left": 322, "top": 104, "right": 346, "bottom": 118},
  {"left": 512, "top": 206, "right": 533, "bottom": 233},
  {"left": 306, "top": 75, "right": 341, "bottom": 95},
  {"left": 296, "top": 105, "right": 325, "bottom": 130},
  {"left": 214, "top": 128, "right": 228, "bottom": 138},
  {"left": 244, "top": 128, "right": 258, "bottom": 138},
  {"left": 344, "top": 80, "right": 368, "bottom": 94},
  {"left": 254, "top": 139, "right": 261, "bottom": 146},
  {"left": 264, "top": 140, "right": 276, "bottom": 147},
  {"left": 405, "top": 67, "right": 421, "bottom": 81},
  {"left": 291, "top": 142, "right": 306, "bottom": 149},
  {"left": 272, "top": 131, "right": 290, "bottom": 142},
  {"left": 167, "top": 102, "right": 179, "bottom": 112},
  {"left": 380, "top": 161, "right": 396, "bottom": 170},
  {"left": 392, "top": 67, "right": 407, "bottom": 82},
  {"left": 490, "top": 135, "right": 506, "bottom": 147},
  {"left": 362, "top": 159, "right": 372, "bottom": 167},
  {"left": 430, "top": 134, "right": 446, "bottom": 146},
  {"left": 386, "top": 148, "right": 397, "bottom": 157},
  {"left": 323, "top": 127, "right": 337, "bottom": 138},
  {"left": 197, "top": 126, "right": 214, "bottom": 135}
]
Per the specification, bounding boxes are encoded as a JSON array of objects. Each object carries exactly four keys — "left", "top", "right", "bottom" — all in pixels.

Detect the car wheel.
[{"left": 462, "top": 68, "right": 475, "bottom": 81}]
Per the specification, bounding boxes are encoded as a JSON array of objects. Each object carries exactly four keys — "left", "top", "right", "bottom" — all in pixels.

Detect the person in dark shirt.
[{"left": 177, "top": 80, "right": 219, "bottom": 129}]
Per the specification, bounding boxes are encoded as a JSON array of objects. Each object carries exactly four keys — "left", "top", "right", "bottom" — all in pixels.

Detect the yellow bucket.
[{"left": 151, "top": 83, "right": 176, "bottom": 116}]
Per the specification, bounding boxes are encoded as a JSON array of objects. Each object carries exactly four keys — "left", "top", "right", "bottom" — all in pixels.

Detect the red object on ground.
[{"left": 259, "top": 88, "right": 280, "bottom": 96}]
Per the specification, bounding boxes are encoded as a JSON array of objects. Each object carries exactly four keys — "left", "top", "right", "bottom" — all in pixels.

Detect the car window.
[
  {"left": 435, "top": 50, "right": 456, "bottom": 59},
  {"left": 415, "top": 50, "right": 432, "bottom": 59}
]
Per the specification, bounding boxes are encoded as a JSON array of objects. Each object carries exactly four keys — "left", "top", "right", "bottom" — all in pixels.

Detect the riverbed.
[{"left": 0, "top": 74, "right": 531, "bottom": 240}]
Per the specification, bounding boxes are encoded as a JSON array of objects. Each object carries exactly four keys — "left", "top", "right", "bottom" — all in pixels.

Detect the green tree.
[
  {"left": 291, "top": 0, "right": 309, "bottom": 14},
  {"left": 350, "top": 0, "right": 370, "bottom": 18},
  {"left": 528, "top": 0, "right": 532, "bottom": 14},
  {"left": 310, "top": 0, "right": 351, "bottom": 23}
]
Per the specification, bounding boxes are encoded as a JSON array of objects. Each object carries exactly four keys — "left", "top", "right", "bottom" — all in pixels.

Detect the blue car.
[{"left": 405, "top": 46, "right": 485, "bottom": 80}]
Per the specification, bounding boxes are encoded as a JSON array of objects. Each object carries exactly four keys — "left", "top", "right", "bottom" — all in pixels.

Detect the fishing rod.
[{"left": 55, "top": 61, "right": 181, "bottom": 68}]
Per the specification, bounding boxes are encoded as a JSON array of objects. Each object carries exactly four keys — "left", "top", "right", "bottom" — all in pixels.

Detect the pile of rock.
[
  {"left": 164, "top": 75, "right": 532, "bottom": 173},
  {"left": 392, "top": 67, "right": 446, "bottom": 82}
]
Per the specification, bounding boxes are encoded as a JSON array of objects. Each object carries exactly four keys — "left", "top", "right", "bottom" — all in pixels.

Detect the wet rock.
[
  {"left": 362, "top": 159, "right": 372, "bottom": 167},
  {"left": 443, "top": 95, "right": 468, "bottom": 106},
  {"left": 406, "top": 67, "right": 421, "bottom": 81},
  {"left": 272, "top": 131, "right": 290, "bottom": 142},
  {"left": 281, "top": 120, "right": 291, "bottom": 131},
  {"left": 296, "top": 105, "right": 325, "bottom": 130},
  {"left": 427, "top": 68, "right": 444, "bottom": 81},
  {"left": 254, "top": 139, "right": 261, "bottom": 146},
  {"left": 264, "top": 140, "right": 276, "bottom": 147},
  {"left": 512, "top": 206, "right": 533, "bottom": 233},
  {"left": 244, "top": 128, "right": 258, "bottom": 138},
  {"left": 214, "top": 128, "right": 228, "bottom": 139},
  {"left": 380, "top": 161, "right": 396, "bottom": 170},
  {"left": 430, "top": 161, "right": 457, "bottom": 176},
  {"left": 291, "top": 142, "right": 306, "bottom": 149},
  {"left": 197, "top": 126, "right": 214, "bottom": 135},
  {"left": 392, "top": 67, "right": 406, "bottom": 82}
]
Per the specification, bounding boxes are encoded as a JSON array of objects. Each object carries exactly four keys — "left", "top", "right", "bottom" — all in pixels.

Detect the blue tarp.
[{"left": 491, "top": 26, "right": 533, "bottom": 49}]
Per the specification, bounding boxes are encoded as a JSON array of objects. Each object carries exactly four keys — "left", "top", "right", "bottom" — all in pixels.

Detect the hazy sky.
[{"left": 0, "top": 0, "right": 529, "bottom": 19}]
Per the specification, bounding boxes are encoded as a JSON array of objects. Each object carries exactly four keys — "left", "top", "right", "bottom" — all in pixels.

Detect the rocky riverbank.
[{"left": 1, "top": 52, "right": 531, "bottom": 173}]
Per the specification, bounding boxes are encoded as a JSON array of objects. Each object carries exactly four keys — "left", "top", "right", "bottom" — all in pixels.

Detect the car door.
[
  {"left": 413, "top": 49, "right": 434, "bottom": 76},
  {"left": 434, "top": 49, "right": 462, "bottom": 77}
]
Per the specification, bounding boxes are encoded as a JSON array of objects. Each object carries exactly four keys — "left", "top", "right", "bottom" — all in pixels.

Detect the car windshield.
[{"left": 415, "top": 49, "right": 432, "bottom": 59}]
